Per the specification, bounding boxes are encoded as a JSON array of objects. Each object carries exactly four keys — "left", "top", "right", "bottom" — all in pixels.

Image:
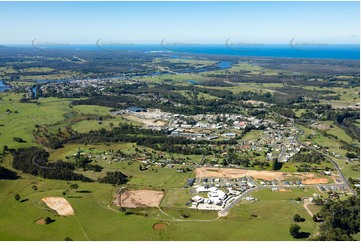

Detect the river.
[{"left": 0, "top": 80, "right": 10, "bottom": 92}]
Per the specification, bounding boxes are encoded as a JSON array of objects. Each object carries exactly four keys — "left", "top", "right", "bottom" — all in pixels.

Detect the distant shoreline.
[{"left": 2, "top": 44, "right": 360, "bottom": 60}]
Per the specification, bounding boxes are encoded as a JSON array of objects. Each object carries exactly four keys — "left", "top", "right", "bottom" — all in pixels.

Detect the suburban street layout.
[{"left": 0, "top": 1, "right": 360, "bottom": 241}]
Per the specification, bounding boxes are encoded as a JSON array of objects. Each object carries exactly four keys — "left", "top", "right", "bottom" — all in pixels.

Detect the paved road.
[
  {"left": 275, "top": 113, "right": 355, "bottom": 195},
  {"left": 218, "top": 187, "right": 258, "bottom": 216},
  {"left": 295, "top": 128, "right": 356, "bottom": 195},
  {"left": 197, "top": 155, "right": 212, "bottom": 167},
  {"left": 260, "top": 184, "right": 348, "bottom": 191},
  {"left": 278, "top": 146, "right": 286, "bottom": 163},
  {"left": 218, "top": 180, "right": 350, "bottom": 217}
]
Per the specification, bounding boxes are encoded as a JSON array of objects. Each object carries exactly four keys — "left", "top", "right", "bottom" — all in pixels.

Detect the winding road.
[{"left": 295, "top": 128, "right": 356, "bottom": 195}]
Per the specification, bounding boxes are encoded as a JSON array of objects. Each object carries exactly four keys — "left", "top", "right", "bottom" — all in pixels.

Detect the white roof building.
[
  {"left": 192, "top": 195, "right": 204, "bottom": 203},
  {"left": 196, "top": 186, "right": 209, "bottom": 193}
]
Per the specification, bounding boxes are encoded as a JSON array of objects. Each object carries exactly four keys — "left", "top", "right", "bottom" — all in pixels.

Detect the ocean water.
[
  {"left": 49, "top": 44, "right": 360, "bottom": 60},
  {"left": 10, "top": 43, "right": 360, "bottom": 60}
]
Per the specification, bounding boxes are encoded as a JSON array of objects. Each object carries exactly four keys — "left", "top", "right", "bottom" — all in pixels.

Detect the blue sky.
[{"left": 0, "top": 1, "right": 359, "bottom": 45}]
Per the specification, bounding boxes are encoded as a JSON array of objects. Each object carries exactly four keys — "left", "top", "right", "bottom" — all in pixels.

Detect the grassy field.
[
  {"left": 0, "top": 168, "right": 320, "bottom": 241},
  {"left": 161, "top": 188, "right": 193, "bottom": 208},
  {"left": 71, "top": 118, "right": 139, "bottom": 133},
  {"left": 202, "top": 62, "right": 280, "bottom": 76},
  {"left": 0, "top": 81, "right": 358, "bottom": 240},
  {"left": 0, "top": 93, "right": 140, "bottom": 149},
  {"left": 205, "top": 82, "right": 284, "bottom": 95},
  {"left": 0, "top": 145, "right": 322, "bottom": 241},
  {"left": 18, "top": 70, "right": 80, "bottom": 81},
  {"left": 139, "top": 73, "right": 208, "bottom": 84},
  {"left": 242, "top": 130, "right": 261, "bottom": 141},
  {"left": 0, "top": 93, "right": 77, "bottom": 149},
  {"left": 294, "top": 109, "right": 307, "bottom": 118},
  {"left": 319, "top": 121, "right": 355, "bottom": 144},
  {"left": 176, "top": 90, "right": 218, "bottom": 101},
  {"left": 48, "top": 142, "right": 198, "bottom": 189}
]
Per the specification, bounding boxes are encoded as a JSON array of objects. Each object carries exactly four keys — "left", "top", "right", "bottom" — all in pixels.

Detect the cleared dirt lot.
[
  {"left": 114, "top": 190, "right": 164, "bottom": 208},
  {"left": 41, "top": 197, "right": 74, "bottom": 216},
  {"left": 196, "top": 167, "right": 284, "bottom": 180},
  {"left": 302, "top": 178, "right": 329, "bottom": 184},
  {"left": 196, "top": 167, "right": 329, "bottom": 183}
]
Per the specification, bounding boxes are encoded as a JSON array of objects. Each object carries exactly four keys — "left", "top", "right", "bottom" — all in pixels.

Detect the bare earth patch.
[
  {"left": 35, "top": 218, "right": 46, "bottom": 225},
  {"left": 114, "top": 190, "right": 164, "bottom": 208},
  {"left": 196, "top": 167, "right": 327, "bottom": 183},
  {"left": 124, "top": 115, "right": 159, "bottom": 126},
  {"left": 310, "top": 123, "right": 329, "bottom": 130},
  {"left": 41, "top": 197, "right": 74, "bottom": 216},
  {"left": 279, "top": 188, "right": 291, "bottom": 192},
  {"left": 196, "top": 167, "right": 285, "bottom": 180},
  {"left": 244, "top": 100, "right": 269, "bottom": 106},
  {"left": 153, "top": 223, "right": 167, "bottom": 230},
  {"left": 302, "top": 178, "right": 329, "bottom": 185},
  {"left": 303, "top": 199, "right": 314, "bottom": 217}
]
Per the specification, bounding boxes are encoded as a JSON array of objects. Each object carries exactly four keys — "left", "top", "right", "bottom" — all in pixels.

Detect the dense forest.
[
  {"left": 67, "top": 123, "right": 237, "bottom": 155},
  {"left": 11, "top": 147, "right": 92, "bottom": 182},
  {"left": 313, "top": 196, "right": 360, "bottom": 241}
]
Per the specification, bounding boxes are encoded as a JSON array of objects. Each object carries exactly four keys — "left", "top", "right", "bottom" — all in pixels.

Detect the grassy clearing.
[
  {"left": 161, "top": 188, "right": 192, "bottom": 208},
  {"left": 307, "top": 204, "right": 322, "bottom": 216},
  {"left": 319, "top": 121, "right": 354, "bottom": 144},
  {"left": 294, "top": 109, "right": 307, "bottom": 118},
  {"left": 161, "top": 188, "right": 320, "bottom": 241},
  {"left": 48, "top": 143, "right": 195, "bottom": 189},
  {"left": 71, "top": 120, "right": 114, "bottom": 133},
  {"left": 49, "top": 143, "right": 136, "bottom": 161},
  {"left": 202, "top": 62, "right": 280, "bottom": 76},
  {"left": 205, "top": 82, "right": 284, "bottom": 95},
  {"left": 18, "top": 70, "right": 80, "bottom": 81},
  {"left": 176, "top": 90, "right": 218, "bottom": 101},
  {"left": 0, "top": 177, "right": 162, "bottom": 240},
  {"left": 140, "top": 73, "right": 208, "bottom": 84},
  {"left": 242, "top": 130, "right": 261, "bottom": 141},
  {"left": 71, "top": 117, "right": 138, "bottom": 133},
  {"left": 21, "top": 67, "right": 55, "bottom": 72}
]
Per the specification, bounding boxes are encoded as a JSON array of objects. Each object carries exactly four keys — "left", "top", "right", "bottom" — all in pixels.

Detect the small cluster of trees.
[
  {"left": 293, "top": 214, "right": 305, "bottom": 222},
  {"left": 74, "top": 155, "right": 102, "bottom": 172},
  {"left": 272, "top": 159, "right": 282, "bottom": 171},
  {"left": 98, "top": 171, "right": 128, "bottom": 185},
  {"left": 13, "top": 137, "right": 26, "bottom": 143},
  {"left": 0, "top": 166, "right": 19, "bottom": 180},
  {"left": 291, "top": 150, "right": 323, "bottom": 164}
]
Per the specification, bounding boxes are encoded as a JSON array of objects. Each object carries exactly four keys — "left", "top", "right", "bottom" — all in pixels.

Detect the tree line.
[
  {"left": 11, "top": 147, "right": 91, "bottom": 182},
  {"left": 312, "top": 196, "right": 360, "bottom": 241}
]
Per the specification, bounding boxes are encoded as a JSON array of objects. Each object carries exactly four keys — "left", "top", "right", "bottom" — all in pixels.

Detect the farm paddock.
[{"left": 114, "top": 190, "right": 164, "bottom": 208}]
